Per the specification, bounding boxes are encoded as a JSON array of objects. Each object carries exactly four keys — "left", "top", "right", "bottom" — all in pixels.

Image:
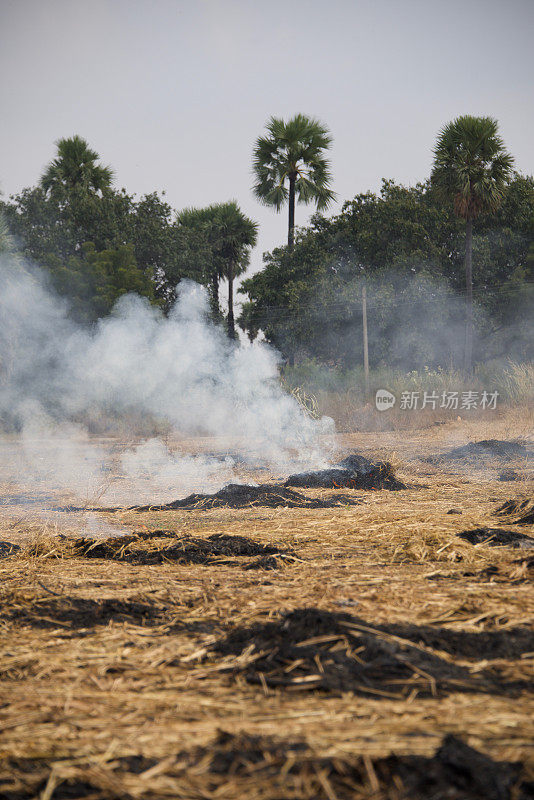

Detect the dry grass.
[{"left": 0, "top": 415, "right": 533, "bottom": 798}]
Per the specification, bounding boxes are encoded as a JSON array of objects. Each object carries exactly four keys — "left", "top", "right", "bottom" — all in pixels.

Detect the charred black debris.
[
  {"left": 206, "top": 607, "right": 519, "bottom": 697},
  {"left": 284, "top": 453, "right": 406, "bottom": 490},
  {"left": 457, "top": 528, "right": 534, "bottom": 549},
  {"left": 3, "top": 733, "right": 531, "bottom": 800},
  {"left": 494, "top": 498, "right": 534, "bottom": 525},
  {"left": 426, "top": 439, "right": 528, "bottom": 464}
]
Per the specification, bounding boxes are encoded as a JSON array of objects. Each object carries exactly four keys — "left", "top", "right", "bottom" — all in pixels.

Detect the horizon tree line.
[{"left": 1, "top": 116, "right": 526, "bottom": 369}]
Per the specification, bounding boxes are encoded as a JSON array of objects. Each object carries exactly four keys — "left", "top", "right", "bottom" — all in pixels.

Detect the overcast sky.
[{"left": 1, "top": 0, "right": 533, "bottom": 280}]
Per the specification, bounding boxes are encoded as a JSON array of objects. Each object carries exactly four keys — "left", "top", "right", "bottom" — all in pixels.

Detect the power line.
[{"left": 239, "top": 280, "right": 534, "bottom": 321}]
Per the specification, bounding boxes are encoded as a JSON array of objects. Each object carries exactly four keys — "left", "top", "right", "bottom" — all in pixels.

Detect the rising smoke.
[{"left": 0, "top": 256, "right": 334, "bottom": 505}]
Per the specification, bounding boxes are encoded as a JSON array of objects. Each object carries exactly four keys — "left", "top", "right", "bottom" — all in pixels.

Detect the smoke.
[
  {"left": 0, "top": 256, "right": 335, "bottom": 506},
  {"left": 291, "top": 262, "right": 534, "bottom": 375},
  {"left": 300, "top": 267, "right": 476, "bottom": 372}
]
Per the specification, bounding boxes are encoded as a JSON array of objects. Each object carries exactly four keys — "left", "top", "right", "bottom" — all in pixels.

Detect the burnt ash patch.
[
  {"left": 378, "top": 621, "right": 534, "bottom": 660},
  {"left": 208, "top": 608, "right": 493, "bottom": 698},
  {"left": 0, "top": 755, "right": 159, "bottom": 800},
  {"left": 70, "top": 532, "right": 294, "bottom": 566},
  {"left": 183, "top": 730, "right": 531, "bottom": 800},
  {"left": 426, "top": 439, "right": 527, "bottom": 464},
  {"left": 127, "top": 483, "right": 361, "bottom": 512},
  {"left": 498, "top": 469, "right": 522, "bottom": 482},
  {"left": 495, "top": 498, "right": 534, "bottom": 525},
  {"left": 4, "top": 596, "right": 162, "bottom": 629},
  {"left": 0, "top": 492, "right": 55, "bottom": 507},
  {"left": 68, "top": 484, "right": 362, "bottom": 513},
  {"left": 457, "top": 528, "right": 534, "bottom": 549},
  {"left": 0, "top": 540, "right": 20, "bottom": 558},
  {"left": 5, "top": 734, "right": 530, "bottom": 800},
  {"left": 1, "top": 775, "right": 97, "bottom": 800},
  {"left": 284, "top": 453, "right": 406, "bottom": 490}
]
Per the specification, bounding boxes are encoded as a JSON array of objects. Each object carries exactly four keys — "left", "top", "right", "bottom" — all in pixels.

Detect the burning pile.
[
  {"left": 61, "top": 452, "right": 406, "bottom": 513},
  {"left": 127, "top": 483, "right": 361, "bottom": 512},
  {"left": 129, "top": 451, "right": 407, "bottom": 511},
  {"left": 284, "top": 453, "right": 406, "bottom": 490}
]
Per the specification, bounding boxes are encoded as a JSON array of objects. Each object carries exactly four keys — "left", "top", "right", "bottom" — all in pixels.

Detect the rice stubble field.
[{"left": 1, "top": 416, "right": 533, "bottom": 799}]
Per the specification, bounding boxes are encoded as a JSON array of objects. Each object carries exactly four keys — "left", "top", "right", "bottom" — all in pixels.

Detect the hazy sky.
[{"left": 1, "top": 0, "right": 533, "bottom": 278}]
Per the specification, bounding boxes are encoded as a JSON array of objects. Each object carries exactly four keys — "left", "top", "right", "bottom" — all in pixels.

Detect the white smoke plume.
[{"left": 0, "top": 256, "right": 335, "bottom": 506}]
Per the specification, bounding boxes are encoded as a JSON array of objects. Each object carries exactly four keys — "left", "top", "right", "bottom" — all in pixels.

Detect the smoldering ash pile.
[{"left": 0, "top": 256, "right": 334, "bottom": 505}]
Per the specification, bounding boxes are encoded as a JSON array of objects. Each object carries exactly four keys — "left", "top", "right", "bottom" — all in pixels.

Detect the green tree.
[
  {"left": 240, "top": 174, "right": 533, "bottom": 367},
  {"left": 130, "top": 192, "right": 205, "bottom": 309},
  {"left": 2, "top": 137, "right": 212, "bottom": 319},
  {"left": 2, "top": 184, "right": 136, "bottom": 263},
  {"left": 431, "top": 116, "right": 514, "bottom": 371},
  {"left": 0, "top": 206, "right": 17, "bottom": 258},
  {"left": 252, "top": 114, "right": 335, "bottom": 249},
  {"left": 176, "top": 205, "right": 224, "bottom": 317},
  {"left": 0, "top": 185, "right": 162, "bottom": 320},
  {"left": 41, "top": 135, "right": 114, "bottom": 198},
  {"left": 213, "top": 202, "right": 258, "bottom": 339},
  {"left": 47, "top": 242, "right": 155, "bottom": 322},
  {"left": 2, "top": 186, "right": 73, "bottom": 262},
  {"left": 176, "top": 202, "right": 258, "bottom": 335},
  {"left": 1, "top": 182, "right": 202, "bottom": 315}
]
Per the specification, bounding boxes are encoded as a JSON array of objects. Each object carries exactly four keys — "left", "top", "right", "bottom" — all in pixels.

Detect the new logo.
[{"left": 375, "top": 389, "right": 396, "bottom": 411}]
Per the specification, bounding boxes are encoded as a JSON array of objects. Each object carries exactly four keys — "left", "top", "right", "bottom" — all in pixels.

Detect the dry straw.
[{"left": 0, "top": 416, "right": 533, "bottom": 798}]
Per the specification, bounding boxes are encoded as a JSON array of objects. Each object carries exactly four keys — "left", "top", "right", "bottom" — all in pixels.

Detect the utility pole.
[{"left": 362, "top": 285, "right": 369, "bottom": 398}]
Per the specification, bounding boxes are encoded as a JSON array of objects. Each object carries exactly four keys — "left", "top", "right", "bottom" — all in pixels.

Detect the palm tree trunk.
[
  {"left": 227, "top": 261, "right": 236, "bottom": 339},
  {"left": 464, "top": 216, "right": 473, "bottom": 373},
  {"left": 210, "top": 271, "right": 220, "bottom": 319},
  {"left": 288, "top": 173, "right": 296, "bottom": 250}
]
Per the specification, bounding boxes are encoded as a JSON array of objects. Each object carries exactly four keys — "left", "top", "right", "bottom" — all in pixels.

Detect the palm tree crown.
[
  {"left": 41, "top": 135, "right": 114, "bottom": 197},
  {"left": 176, "top": 202, "right": 257, "bottom": 337},
  {"left": 214, "top": 201, "right": 258, "bottom": 339},
  {"left": 431, "top": 116, "right": 513, "bottom": 220},
  {"left": 431, "top": 115, "right": 513, "bottom": 373},
  {"left": 253, "top": 114, "right": 335, "bottom": 248},
  {"left": 214, "top": 201, "right": 258, "bottom": 274}
]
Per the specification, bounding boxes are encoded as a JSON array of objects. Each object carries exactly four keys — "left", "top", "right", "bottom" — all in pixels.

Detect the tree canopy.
[
  {"left": 176, "top": 202, "right": 258, "bottom": 334},
  {"left": 431, "top": 117, "right": 514, "bottom": 221},
  {"left": 2, "top": 125, "right": 531, "bottom": 362},
  {"left": 430, "top": 116, "right": 514, "bottom": 371},
  {"left": 2, "top": 152, "right": 208, "bottom": 320},
  {"left": 41, "top": 135, "right": 114, "bottom": 198},
  {"left": 240, "top": 175, "right": 534, "bottom": 368},
  {"left": 253, "top": 114, "right": 335, "bottom": 249}
]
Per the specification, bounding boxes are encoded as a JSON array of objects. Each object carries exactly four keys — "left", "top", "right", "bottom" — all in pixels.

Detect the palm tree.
[
  {"left": 176, "top": 205, "right": 224, "bottom": 317},
  {"left": 214, "top": 202, "right": 258, "bottom": 339},
  {"left": 41, "top": 135, "right": 114, "bottom": 197},
  {"left": 253, "top": 114, "right": 335, "bottom": 249},
  {"left": 431, "top": 116, "right": 513, "bottom": 372},
  {"left": 176, "top": 202, "right": 257, "bottom": 337}
]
